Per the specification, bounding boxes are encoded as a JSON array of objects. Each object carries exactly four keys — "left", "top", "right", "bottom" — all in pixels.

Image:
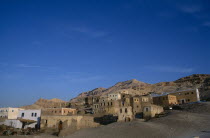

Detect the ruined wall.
[
  {"left": 143, "top": 104, "right": 163, "bottom": 119},
  {"left": 41, "top": 115, "right": 99, "bottom": 130},
  {"left": 118, "top": 106, "right": 133, "bottom": 122}
]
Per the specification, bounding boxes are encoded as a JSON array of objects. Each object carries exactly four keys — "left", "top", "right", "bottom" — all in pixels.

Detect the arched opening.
[{"left": 58, "top": 120, "right": 63, "bottom": 132}]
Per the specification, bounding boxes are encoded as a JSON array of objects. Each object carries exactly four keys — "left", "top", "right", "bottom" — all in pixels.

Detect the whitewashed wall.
[{"left": 18, "top": 110, "right": 41, "bottom": 121}]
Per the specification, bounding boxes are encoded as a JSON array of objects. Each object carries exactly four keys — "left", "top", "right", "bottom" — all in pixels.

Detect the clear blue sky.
[{"left": 0, "top": 0, "right": 210, "bottom": 107}]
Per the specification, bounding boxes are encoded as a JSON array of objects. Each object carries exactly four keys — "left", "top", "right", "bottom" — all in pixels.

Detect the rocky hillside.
[
  {"left": 70, "top": 74, "right": 210, "bottom": 102},
  {"left": 20, "top": 98, "right": 68, "bottom": 109},
  {"left": 70, "top": 79, "right": 151, "bottom": 102},
  {"left": 70, "top": 88, "right": 106, "bottom": 102}
]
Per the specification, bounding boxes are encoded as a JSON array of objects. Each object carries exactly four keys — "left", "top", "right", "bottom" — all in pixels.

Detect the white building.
[
  {"left": 17, "top": 109, "right": 41, "bottom": 129},
  {"left": 0, "top": 108, "right": 23, "bottom": 119},
  {"left": 4, "top": 109, "right": 41, "bottom": 129},
  {"left": 108, "top": 93, "right": 121, "bottom": 101}
]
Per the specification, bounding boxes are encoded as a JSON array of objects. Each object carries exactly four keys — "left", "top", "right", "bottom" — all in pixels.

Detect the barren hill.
[
  {"left": 21, "top": 74, "right": 210, "bottom": 108},
  {"left": 70, "top": 74, "right": 210, "bottom": 103},
  {"left": 20, "top": 98, "right": 68, "bottom": 109}
]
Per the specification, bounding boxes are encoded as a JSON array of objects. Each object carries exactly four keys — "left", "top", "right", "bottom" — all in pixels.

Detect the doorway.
[
  {"left": 22, "top": 122, "right": 26, "bottom": 129},
  {"left": 181, "top": 99, "right": 185, "bottom": 104}
]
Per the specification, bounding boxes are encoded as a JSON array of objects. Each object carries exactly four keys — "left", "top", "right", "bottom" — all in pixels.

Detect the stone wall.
[
  {"left": 143, "top": 104, "right": 164, "bottom": 119},
  {"left": 41, "top": 115, "right": 99, "bottom": 131}
]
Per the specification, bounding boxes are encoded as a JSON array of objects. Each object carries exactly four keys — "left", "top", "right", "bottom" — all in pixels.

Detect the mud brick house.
[
  {"left": 170, "top": 89, "right": 200, "bottom": 104},
  {"left": 132, "top": 95, "right": 152, "bottom": 113},
  {"left": 152, "top": 89, "right": 200, "bottom": 107},
  {"left": 153, "top": 94, "right": 178, "bottom": 107},
  {"left": 42, "top": 108, "right": 77, "bottom": 116}
]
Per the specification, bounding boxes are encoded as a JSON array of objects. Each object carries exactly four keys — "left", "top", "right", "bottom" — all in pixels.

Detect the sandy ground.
[
  {"left": 68, "top": 110, "right": 210, "bottom": 138},
  {"left": 1, "top": 103, "right": 210, "bottom": 138}
]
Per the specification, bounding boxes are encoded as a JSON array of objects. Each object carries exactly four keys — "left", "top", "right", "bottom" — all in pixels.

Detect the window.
[
  {"left": 12, "top": 110, "right": 14, "bottom": 112},
  {"left": 55, "top": 111, "right": 57, "bottom": 113},
  {"left": 120, "top": 109, "right": 122, "bottom": 113},
  {"left": 125, "top": 108, "right": 127, "bottom": 113},
  {"left": 35, "top": 113, "right": 37, "bottom": 117},
  {"left": 21, "top": 113, "right": 24, "bottom": 117},
  {"left": 31, "top": 113, "right": 34, "bottom": 117},
  {"left": 146, "top": 108, "right": 149, "bottom": 112},
  {"left": 111, "top": 102, "right": 112, "bottom": 106},
  {"left": 191, "top": 92, "right": 194, "bottom": 94},
  {"left": 137, "top": 106, "right": 139, "bottom": 108}
]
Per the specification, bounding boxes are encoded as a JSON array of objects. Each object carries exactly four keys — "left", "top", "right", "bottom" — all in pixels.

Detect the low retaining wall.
[{"left": 41, "top": 115, "right": 100, "bottom": 132}]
